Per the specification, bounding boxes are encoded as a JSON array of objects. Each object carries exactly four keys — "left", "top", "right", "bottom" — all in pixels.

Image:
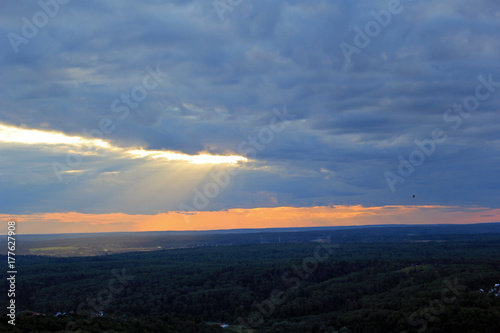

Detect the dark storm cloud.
[{"left": 0, "top": 0, "right": 499, "bottom": 214}]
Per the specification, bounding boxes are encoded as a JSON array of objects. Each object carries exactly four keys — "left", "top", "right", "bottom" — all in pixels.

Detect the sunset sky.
[{"left": 1, "top": 0, "right": 499, "bottom": 234}]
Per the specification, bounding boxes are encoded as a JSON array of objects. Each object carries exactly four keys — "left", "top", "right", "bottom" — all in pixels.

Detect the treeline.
[
  {"left": 1, "top": 235, "right": 500, "bottom": 332},
  {"left": 3, "top": 312, "right": 225, "bottom": 333}
]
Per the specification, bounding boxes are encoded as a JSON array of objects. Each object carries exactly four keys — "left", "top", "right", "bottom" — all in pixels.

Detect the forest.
[{"left": 1, "top": 230, "right": 500, "bottom": 332}]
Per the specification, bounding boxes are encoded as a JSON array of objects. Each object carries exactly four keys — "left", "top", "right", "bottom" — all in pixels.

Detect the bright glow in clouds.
[
  {"left": 3, "top": 205, "right": 500, "bottom": 234},
  {"left": 0, "top": 123, "right": 247, "bottom": 165},
  {"left": 0, "top": 124, "right": 110, "bottom": 148},
  {"left": 128, "top": 149, "right": 247, "bottom": 164}
]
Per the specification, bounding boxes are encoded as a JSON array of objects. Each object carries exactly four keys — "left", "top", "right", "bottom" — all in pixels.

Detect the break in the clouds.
[{"left": 0, "top": 0, "right": 499, "bottom": 230}]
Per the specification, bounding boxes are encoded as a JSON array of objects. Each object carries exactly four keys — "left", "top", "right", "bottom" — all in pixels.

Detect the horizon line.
[{"left": 6, "top": 221, "right": 500, "bottom": 237}]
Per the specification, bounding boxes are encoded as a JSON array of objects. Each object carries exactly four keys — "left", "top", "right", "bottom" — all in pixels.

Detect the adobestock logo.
[
  {"left": 177, "top": 106, "right": 294, "bottom": 221},
  {"left": 7, "top": 0, "right": 71, "bottom": 54},
  {"left": 52, "top": 64, "right": 168, "bottom": 183},
  {"left": 340, "top": 0, "right": 407, "bottom": 66},
  {"left": 385, "top": 74, "right": 500, "bottom": 192},
  {"left": 213, "top": 0, "right": 244, "bottom": 22},
  {"left": 238, "top": 238, "right": 339, "bottom": 328}
]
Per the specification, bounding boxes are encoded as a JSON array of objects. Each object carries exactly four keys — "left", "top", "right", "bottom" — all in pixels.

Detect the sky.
[{"left": 0, "top": 0, "right": 499, "bottom": 234}]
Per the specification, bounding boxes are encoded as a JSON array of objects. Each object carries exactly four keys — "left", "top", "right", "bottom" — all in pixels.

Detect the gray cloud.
[{"left": 0, "top": 0, "right": 499, "bottom": 215}]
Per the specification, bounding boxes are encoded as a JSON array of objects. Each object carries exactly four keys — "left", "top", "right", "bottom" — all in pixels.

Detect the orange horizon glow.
[{"left": 2, "top": 205, "right": 500, "bottom": 235}]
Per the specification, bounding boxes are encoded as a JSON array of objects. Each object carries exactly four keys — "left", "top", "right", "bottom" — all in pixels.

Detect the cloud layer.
[{"left": 0, "top": 0, "right": 499, "bottom": 229}]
